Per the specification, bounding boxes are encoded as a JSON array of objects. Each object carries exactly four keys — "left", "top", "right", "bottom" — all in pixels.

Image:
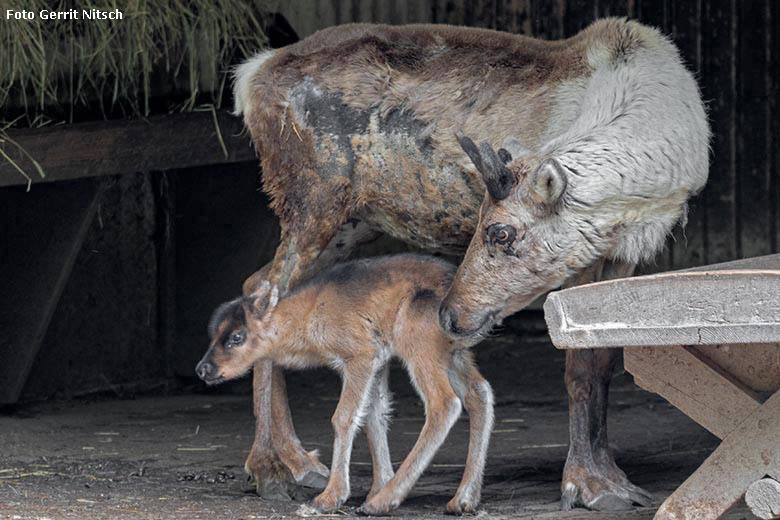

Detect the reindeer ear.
[
  {"left": 268, "top": 286, "right": 279, "bottom": 311},
  {"left": 529, "top": 158, "right": 567, "bottom": 209}
]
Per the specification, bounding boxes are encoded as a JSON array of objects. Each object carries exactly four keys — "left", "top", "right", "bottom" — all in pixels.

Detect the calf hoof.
[
  {"left": 358, "top": 494, "right": 401, "bottom": 516},
  {"left": 446, "top": 495, "right": 480, "bottom": 515},
  {"left": 310, "top": 490, "right": 347, "bottom": 513}
]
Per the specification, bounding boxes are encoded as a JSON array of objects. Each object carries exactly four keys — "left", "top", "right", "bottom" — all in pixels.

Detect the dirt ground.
[{"left": 0, "top": 316, "right": 755, "bottom": 519}]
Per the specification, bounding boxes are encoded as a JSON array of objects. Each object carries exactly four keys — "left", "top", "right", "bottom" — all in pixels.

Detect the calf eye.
[
  {"left": 486, "top": 224, "right": 517, "bottom": 246},
  {"left": 226, "top": 331, "right": 245, "bottom": 348}
]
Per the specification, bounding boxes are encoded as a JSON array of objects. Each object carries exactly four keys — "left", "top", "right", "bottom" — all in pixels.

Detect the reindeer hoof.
[{"left": 256, "top": 478, "right": 292, "bottom": 502}]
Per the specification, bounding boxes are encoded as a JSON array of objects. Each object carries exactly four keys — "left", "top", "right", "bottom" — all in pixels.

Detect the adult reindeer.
[{"left": 233, "top": 18, "right": 709, "bottom": 511}]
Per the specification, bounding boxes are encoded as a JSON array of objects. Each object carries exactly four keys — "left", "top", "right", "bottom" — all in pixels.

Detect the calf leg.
[
  {"left": 242, "top": 221, "right": 379, "bottom": 497},
  {"left": 364, "top": 365, "right": 394, "bottom": 500},
  {"left": 360, "top": 356, "right": 462, "bottom": 515},
  {"left": 561, "top": 260, "right": 653, "bottom": 511},
  {"left": 311, "top": 356, "right": 379, "bottom": 513},
  {"left": 446, "top": 350, "right": 494, "bottom": 515}
]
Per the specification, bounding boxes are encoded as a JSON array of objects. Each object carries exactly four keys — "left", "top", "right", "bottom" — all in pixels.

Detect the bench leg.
[{"left": 653, "top": 389, "right": 780, "bottom": 520}]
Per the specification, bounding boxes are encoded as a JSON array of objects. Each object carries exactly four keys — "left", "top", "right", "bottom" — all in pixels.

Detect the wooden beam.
[
  {"left": 0, "top": 110, "right": 256, "bottom": 188},
  {"left": 0, "top": 180, "right": 101, "bottom": 403},
  {"left": 625, "top": 345, "right": 761, "bottom": 440}
]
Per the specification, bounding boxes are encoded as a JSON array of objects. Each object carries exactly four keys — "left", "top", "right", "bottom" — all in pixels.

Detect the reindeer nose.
[{"left": 196, "top": 361, "right": 215, "bottom": 381}]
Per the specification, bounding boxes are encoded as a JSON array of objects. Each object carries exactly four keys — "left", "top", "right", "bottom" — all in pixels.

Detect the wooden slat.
[
  {"left": 464, "top": 0, "right": 497, "bottom": 29},
  {"left": 737, "top": 0, "right": 772, "bottom": 259},
  {"left": 635, "top": 0, "right": 670, "bottom": 33},
  {"left": 597, "top": 0, "right": 628, "bottom": 18},
  {"left": 0, "top": 180, "right": 101, "bottom": 403},
  {"left": 564, "top": 0, "right": 597, "bottom": 37},
  {"left": 701, "top": 0, "right": 738, "bottom": 264},
  {"left": 531, "top": 0, "right": 563, "bottom": 39},
  {"left": 434, "top": 0, "right": 466, "bottom": 25},
  {"left": 625, "top": 345, "right": 761, "bottom": 439},
  {"left": 773, "top": 0, "right": 780, "bottom": 255},
  {"left": 495, "top": 0, "right": 532, "bottom": 34},
  {"left": 0, "top": 110, "right": 255, "bottom": 188},
  {"left": 668, "top": 0, "right": 707, "bottom": 270}
]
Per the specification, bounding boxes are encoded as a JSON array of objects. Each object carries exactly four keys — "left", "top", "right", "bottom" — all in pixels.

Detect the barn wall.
[{"left": 19, "top": 174, "right": 164, "bottom": 401}]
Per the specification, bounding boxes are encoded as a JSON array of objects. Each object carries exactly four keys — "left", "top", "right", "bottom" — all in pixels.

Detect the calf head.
[
  {"left": 440, "top": 135, "right": 619, "bottom": 338},
  {"left": 196, "top": 282, "right": 280, "bottom": 384}
]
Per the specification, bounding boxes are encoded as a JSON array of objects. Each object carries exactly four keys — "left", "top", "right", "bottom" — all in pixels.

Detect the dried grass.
[{"left": 0, "top": 0, "right": 270, "bottom": 126}]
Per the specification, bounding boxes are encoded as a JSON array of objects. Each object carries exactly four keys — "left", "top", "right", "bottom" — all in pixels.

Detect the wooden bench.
[{"left": 544, "top": 254, "right": 780, "bottom": 520}]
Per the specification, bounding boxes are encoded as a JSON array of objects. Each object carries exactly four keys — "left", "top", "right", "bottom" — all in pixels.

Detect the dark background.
[{"left": 0, "top": 0, "right": 777, "bottom": 402}]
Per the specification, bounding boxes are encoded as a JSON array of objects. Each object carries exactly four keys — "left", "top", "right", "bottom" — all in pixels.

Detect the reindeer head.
[
  {"left": 439, "top": 135, "right": 587, "bottom": 338},
  {"left": 195, "top": 281, "right": 280, "bottom": 384}
]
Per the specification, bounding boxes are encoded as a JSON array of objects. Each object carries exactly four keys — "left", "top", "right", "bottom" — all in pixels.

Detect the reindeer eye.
[
  {"left": 486, "top": 224, "right": 517, "bottom": 247},
  {"left": 226, "top": 331, "right": 245, "bottom": 348}
]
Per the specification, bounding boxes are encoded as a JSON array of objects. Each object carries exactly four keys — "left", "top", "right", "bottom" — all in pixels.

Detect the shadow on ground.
[{"left": 0, "top": 314, "right": 753, "bottom": 518}]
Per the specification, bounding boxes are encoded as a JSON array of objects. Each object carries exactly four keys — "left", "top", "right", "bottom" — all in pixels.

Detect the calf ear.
[
  {"left": 248, "top": 281, "right": 272, "bottom": 317},
  {"left": 529, "top": 158, "right": 567, "bottom": 209},
  {"left": 457, "top": 134, "right": 515, "bottom": 201}
]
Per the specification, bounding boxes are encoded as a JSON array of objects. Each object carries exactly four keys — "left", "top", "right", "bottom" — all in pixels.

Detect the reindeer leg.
[
  {"left": 446, "top": 350, "right": 494, "bottom": 515},
  {"left": 560, "top": 260, "right": 654, "bottom": 511},
  {"left": 311, "top": 356, "right": 379, "bottom": 513},
  {"left": 364, "top": 364, "right": 394, "bottom": 500},
  {"left": 360, "top": 355, "right": 462, "bottom": 515},
  {"left": 243, "top": 221, "right": 379, "bottom": 497}
]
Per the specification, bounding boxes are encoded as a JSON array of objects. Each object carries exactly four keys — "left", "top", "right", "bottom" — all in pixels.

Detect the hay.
[{"left": 0, "top": 0, "right": 270, "bottom": 126}]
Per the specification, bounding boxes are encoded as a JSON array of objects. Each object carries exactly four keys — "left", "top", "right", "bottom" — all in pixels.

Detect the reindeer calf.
[{"left": 196, "top": 254, "right": 494, "bottom": 515}]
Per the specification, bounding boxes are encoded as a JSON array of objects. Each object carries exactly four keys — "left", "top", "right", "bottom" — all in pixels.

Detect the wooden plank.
[
  {"left": 153, "top": 172, "right": 176, "bottom": 379},
  {"left": 564, "top": 0, "right": 598, "bottom": 37},
  {"left": 531, "top": 0, "right": 563, "bottom": 39},
  {"left": 702, "top": 0, "right": 738, "bottom": 264},
  {"left": 464, "top": 0, "right": 496, "bottom": 28},
  {"left": 625, "top": 345, "right": 761, "bottom": 439},
  {"left": 597, "top": 0, "right": 628, "bottom": 18},
  {"left": 773, "top": 0, "right": 780, "bottom": 255},
  {"left": 0, "top": 179, "right": 101, "bottom": 403},
  {"left": 635, "top": 0, "right": 670, "bottom": 33},
  {"left": 669, "top": 0, "right": 706, "bottom": 270},
  {"left": 654, "top": 389, "right": 780, "bottom": 520},
  {"left": 737, "top": 0, "right": 772, "bottom": 259},
  {"left": 0, "top": 111, "right": 254, "bottom": 189},
  {"left": 544, "top": 270, "right": 780, "bottom": 349},
  {"left": 495, "top": 0, "right": 532, "bottom": 34},
  {"left": 434, "top": 0, "right": 466, "bottom": 25}
]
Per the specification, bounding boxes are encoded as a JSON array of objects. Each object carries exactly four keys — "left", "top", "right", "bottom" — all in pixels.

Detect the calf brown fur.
[{"left": 196, "top": 255, "right": 494, "bottom": 515}]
